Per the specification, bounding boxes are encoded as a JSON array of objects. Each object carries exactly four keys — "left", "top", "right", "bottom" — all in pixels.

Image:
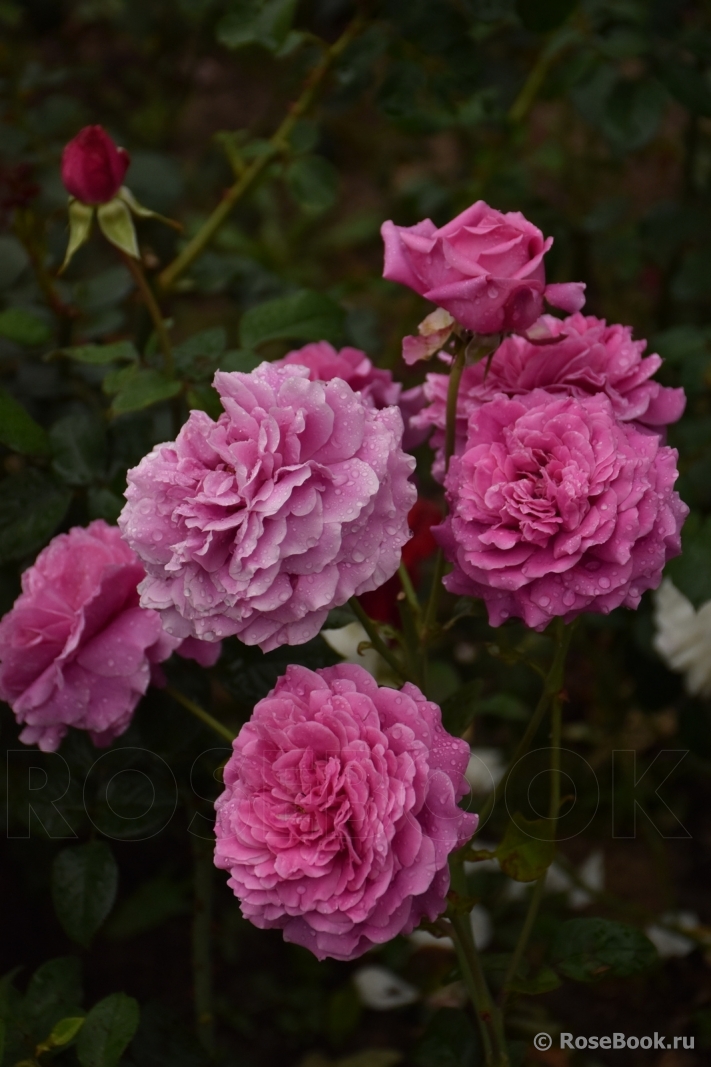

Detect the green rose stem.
[
  {"left": 121, "top": 252, "right": 174, "bottom": 376},
  {"left": 495, "top": 623, "right": 572, "bottom": 1002},
  {"left": 348, "top": 596, "right": 409, "bottom": 683},
  {"left": 166, "top": 685, "right": 235, "bottom": 744},
  {"left": 157, "top": 14, "right": 364, "bottom": 293},
  {"left": 478, "top": 618, "right": 574, "bottom": 826}
]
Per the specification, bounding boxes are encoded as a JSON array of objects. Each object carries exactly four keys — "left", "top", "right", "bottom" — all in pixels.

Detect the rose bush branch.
[
  {"left": 157, "top": 14, "right": 365, "bottom": 293},
  {"left": 166, "top": 686, "right": 235, "bottom": 744}
]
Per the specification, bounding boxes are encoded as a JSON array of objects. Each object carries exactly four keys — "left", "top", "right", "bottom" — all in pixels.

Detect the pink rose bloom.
[
  {"left": 416, "top": 314, "right": 686, "bottom": 482},
  {"left": 119, "top": 362, "right": 416, "bottom": 653},
  {"left": 275, "top": 340, "right": 427, "bottom": 451},
  {"left": 382, "top": 201, "right": 585, "bottom": 335},
  {"left": 214, "top": 663, "right": 476, "bottom": 961},
  {"left": 61, "top": 126, "right": 130, "bottom": 205},
  {"left": 434, "top": 391, "right": 687, "bottom": 631},
  {"left": 0, "top": 521, "right": 220, "bottom": 753}
]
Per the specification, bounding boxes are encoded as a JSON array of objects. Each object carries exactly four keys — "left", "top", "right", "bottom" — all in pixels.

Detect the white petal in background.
[
  {"left": 653, "top": 579, "right": 711, "bottom": 696},
  {"left": 466, "top": 748, "right": 506, "bottom": 794},
  {"left": 645, "top": 912, "right": 700, "bottom": 959},
  {"left": 352, "top": 965, "right": 419, "bottom": 1010},
  {"left": 321, "top": 622, "right": 395, "bottom": 685}
]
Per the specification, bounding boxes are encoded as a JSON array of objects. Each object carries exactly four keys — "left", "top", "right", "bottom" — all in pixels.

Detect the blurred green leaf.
[
  {"left": 174, "top": 326, "right": 226, "bottom": 380},
  {"left": 73, "top": 267, "right": 133, "bottom": 313},
  {"left": 21, "top": 958, "right": 83, "bottom": 1043},
  {"left": 496, "top": 814, "right": 555, "bottom": 882},
  {"left": 286, "top": 155, "right": 339, "bottom": 213},
  {"left": 657, "top": 56, "right": 711, "bottom": 116},
  {"left": 51, "top": 842, "right": 118, "bottom": 947},
  {"left": 106, "top": 367, "right": 181, "bottom": 415},
  {"left": 665, "top": 513, "right": 711, "bottom": 607},
  {"left": 0, "top": 387, "right": 49, "bottom": 455},
  {"left": 57, "top": 340, "right": 139, "bottom": 365},
  {"left": 77, "top": 993, "right": 139, "bottom": 1067},
  {"left": 0, "top": 235, "right": 29, "bottom": 290},
  {"left": 50, "top": 409, "right": 107, "bottom": 485},
  {"left": 550, "top": 918, "right": 657, "bottom": 982},
  {"left": 0, "top": 470, "right": 71, "bottom": 562},
  {"left": 36, "top": 1015, "right": 85, "bottom": 1053},
  {"left": 412, "top": 1009, "right": 480, "bottom": 1067},
  {"left": 0, "top": 307, "right": 51, "bottom": 346},
  {"left": 218, "top": 349, "right": 262, "bottom": 372},
  {"left": 217, "top": 0, "right": 297, "bottom": 52},
  {"left": 240, "top": 290, "right": 344, "bottom": 349},
  {"left": 516, "top": 0, "right": 577, "bottom": 32},
  {"left": 104, "top": 875, "right": 191, "bottom": 940}
]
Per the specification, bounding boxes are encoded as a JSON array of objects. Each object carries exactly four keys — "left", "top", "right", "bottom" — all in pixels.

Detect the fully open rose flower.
[
  {"left": 0, "top": 521, "right": 220, "bottom": 752},
  {"left": 119, "top": 362, "right": 416, "bottom": 653},
  {"left": 61, "top": 125, "right": 130, "bottom": 205},
  {"left": 382, "top": 201, "right": 585, "bottom": 336},
  {"left": 275, "top": 340, "right": 426, "bottom": 450},
  {"left": 415, "top": 313, "right": 686, "bottom": 481},
  {"left": 434, "top": 390, "right": 687, "bottom": 630},
  {"left": 214, "top": 663, "right": 477, "bottom": 961}
]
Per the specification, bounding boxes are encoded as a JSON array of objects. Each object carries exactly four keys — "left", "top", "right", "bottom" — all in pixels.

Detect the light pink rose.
[
  {"left": 214, "top": 662, "right": 477, "bottom": 961},
  {"left": 0, "top": 521, "right": 220, "bottom": 752},
  {"left": 382, "top": 201, "right": 585, "bottom": 335},
  {"left": 119, "top": 362, "right": 416, "bottom": 653},
  {"left": 274, "top": 340, "right": 427, "bottom": 451},
  {"left": 415, "top": 313, "right": 687, "bottom": 481},
  {"left": 434, "top": 390, "right": 687, "bottom": 631}
]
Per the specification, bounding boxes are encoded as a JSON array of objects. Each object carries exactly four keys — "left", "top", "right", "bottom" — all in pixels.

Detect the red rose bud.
[{"left": 61, "top": 125, "right": 130, "bottom": 205}]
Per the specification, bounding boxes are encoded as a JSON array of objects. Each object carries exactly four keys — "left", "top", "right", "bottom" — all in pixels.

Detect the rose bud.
[{"left": 61, "top": 125, "right": 130, "bottom": 206}]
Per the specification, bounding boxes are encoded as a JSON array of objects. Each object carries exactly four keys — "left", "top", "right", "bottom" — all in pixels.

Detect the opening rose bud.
[{"left": 61, "top": 125, "right": 130, "bottom": 205}]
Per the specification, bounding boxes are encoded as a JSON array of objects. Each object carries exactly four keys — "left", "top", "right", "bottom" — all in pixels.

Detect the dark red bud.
[{"left": 61, "top": 125, "right": 130, "bottom": 205}]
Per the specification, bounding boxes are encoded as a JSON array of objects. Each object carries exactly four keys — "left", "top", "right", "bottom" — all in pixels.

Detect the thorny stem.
[
  {"left": 122, "top": 253, "right": 174, "bottom": 375},
  {"left": 157, "top": 15, "right": 364, "bottom": 292},
  {"left": 192, "top": 833, "right": 216, "bottom": 1054},
  {"left": 349, "top": 597, "right": 409, "bottom": 682},
  {"left": 166, "top": 685, "right": 235, "bottom": 744}
]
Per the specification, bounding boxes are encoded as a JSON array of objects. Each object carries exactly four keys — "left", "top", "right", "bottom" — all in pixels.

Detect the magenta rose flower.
[
  {"left": 382, "top": 201, "right": 585, "bottom": 336},
  {"left": 415, "top": 313, "right": 686, "bottom": 481},
  {"left": 0, "top": 521, "right": 220, "bottom": 753},
  {"left": 61, "top": 125, "right": 130, "bottom": 205},
  {"left": 214, "top": 663, "right": 477, "bottom": 961},
  {"left": 119, "top": 362, "right": 416, "bottom": 653},
  {"left": 434, "top": 390, "right": 688, "bottom": 631}
]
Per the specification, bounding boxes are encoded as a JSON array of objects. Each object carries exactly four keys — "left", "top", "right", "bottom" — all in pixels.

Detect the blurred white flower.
[
  {"left": 352, "top": 965, "right": 419, "bottom": 1010},
  {"left": 466, "top": 748, "right": 506, "bottom": 794},
  {"left": 645, "top": 911, "right": 699, "bottom": 959},
  {"left": 321, "top": 622, "right": 391, "bottom": 683},
  {"left": 409, "top": 905, "right": 492, "bottom": 951},
  {"left": 653, "top": 579, "right": 711, "bottom": 695},
  {"left": 568, "top": 850, "right": 604, "bottom": 909}
]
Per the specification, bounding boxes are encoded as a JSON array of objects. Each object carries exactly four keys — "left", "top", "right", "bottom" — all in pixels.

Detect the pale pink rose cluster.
[
  {"left": 119, "top": 362, "right": 416, "bottom": 652},
  {"left": 414, "top": 313, "right": 686, "bottom": 482},
  {"left": 214, "top": 663, "right": 476, "bottom": 961},
  {"left": 0, "top": 521, "right": 220, "bottom": 752}
]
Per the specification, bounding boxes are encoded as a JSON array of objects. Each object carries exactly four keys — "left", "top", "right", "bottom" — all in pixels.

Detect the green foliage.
[
  {"left": 77, "top": 994, "right": 139, "bottom": 1067},
  {"left": 0, "top": 471, "right": 71, "bottom": 562},
  {"left": 239, "top": 290, "right": 345, "bottom": 349},
  {"left": 51, "top": 842, "right": 119, "bottom": 947},
  {"left": 104, "top": 367, "right": 181, "bottom": 416},
  {"left": 0, "top": 307, "right": 51, "bottom": 346},
  {"left": 0, "top": 387, "right": 49, "bottom": 455},
  {"left": 286, "top": 156, "right": 339, "bottom": 213},
  {"left": 496, "top": 814, "right": 555, "bottom": 882},
  {"left": 550, "top": 918, "right": 658, "bottom": 982},
  {"left": 217, "top": 0, "right": 298, "bottom": 52},
  {"left": 50, "top": 410, "right": 107, "bottom": 485}
]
